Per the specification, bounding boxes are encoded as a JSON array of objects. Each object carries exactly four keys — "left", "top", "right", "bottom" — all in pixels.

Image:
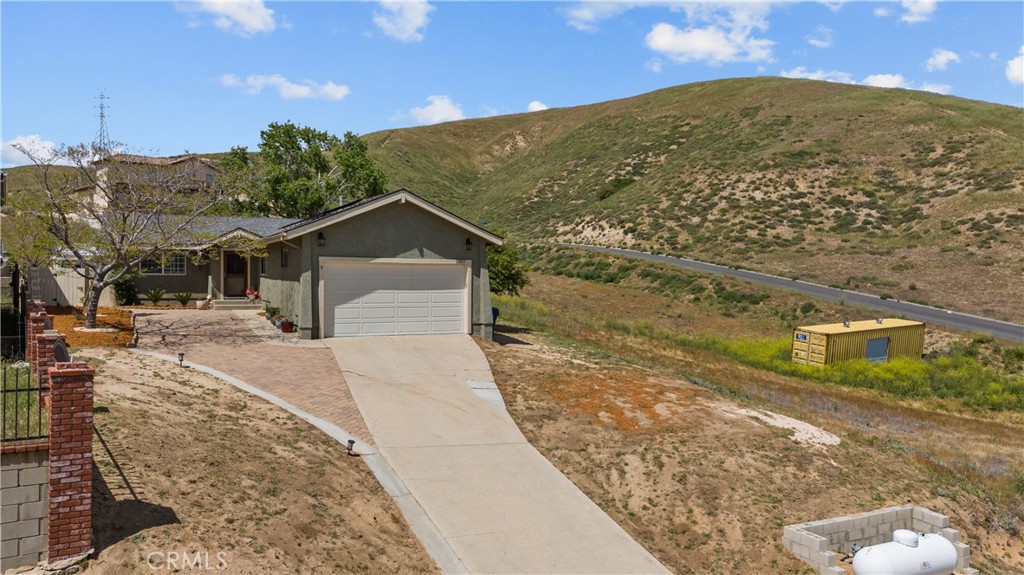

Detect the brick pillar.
[
  {"left": 27, "top": 301, "right": 48, "bottom": 371},
  {"left": 46, "top": 361, "right": 94, "bottom": 565},
  {"left": 34, "top": 330, "right": 65, "bottom": 395}
]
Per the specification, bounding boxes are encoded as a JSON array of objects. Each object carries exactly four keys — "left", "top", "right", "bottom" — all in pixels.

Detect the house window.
[
  {"left": 205, "top": 173, "right": 214, "bottom": 184},
  {"left": 281, "top": 246, "right": 289, "bottom": 268},
  {"left": 141, "top": 253, "right": 187, "bottom": 275},
  {"left": 260, "top": 256, "right": 267, "bottom": 276}
]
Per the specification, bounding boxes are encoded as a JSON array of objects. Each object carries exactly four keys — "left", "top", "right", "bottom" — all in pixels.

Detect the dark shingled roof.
[{"left": 192, "top": 216, "right": 301, "bottom": 238}]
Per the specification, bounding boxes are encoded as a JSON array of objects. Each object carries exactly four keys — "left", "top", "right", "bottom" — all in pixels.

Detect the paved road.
[
  {"left": 325, "top": 335, "right": 670, "bottom": 575},
  {"left": 568, "top": 244, "right": 1024, "bottom": 343}
]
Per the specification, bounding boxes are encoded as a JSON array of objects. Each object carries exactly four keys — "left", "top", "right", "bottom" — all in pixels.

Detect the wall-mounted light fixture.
[
  {"left": 178, "top": 352, "right": 185, "bottom": 367},
  {"left": 465, "top": 237, "right": 473, "bottom": 251},
  {"left": 317, "top": 232, "right": 326, "bottom": 247}
]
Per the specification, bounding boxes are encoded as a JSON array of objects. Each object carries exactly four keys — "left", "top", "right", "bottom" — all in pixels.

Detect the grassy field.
[{"left": 483, "top": 271, "right": 1024, "bottom": 573}]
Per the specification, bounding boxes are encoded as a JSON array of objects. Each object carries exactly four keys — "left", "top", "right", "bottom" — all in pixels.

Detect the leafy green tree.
[
  {"left": 487, "top": 239, "right": 530, "bottom": 296},
  {"left": 228, "top": 122, "right": 387, "bottom": 218}
]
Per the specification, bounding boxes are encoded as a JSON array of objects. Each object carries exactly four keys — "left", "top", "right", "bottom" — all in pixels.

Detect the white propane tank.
[{"left": 853, "top": 529, "right": 958, "bottom": 575}]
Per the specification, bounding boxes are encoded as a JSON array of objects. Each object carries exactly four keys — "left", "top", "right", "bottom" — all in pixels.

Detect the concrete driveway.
[{"left": 324, "top": 335, "right": 669, "bottom": 575}]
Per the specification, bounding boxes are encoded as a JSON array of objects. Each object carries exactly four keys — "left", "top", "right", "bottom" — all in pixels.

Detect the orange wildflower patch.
[
  {"left": 545, "top": 371, "right": 703, "bottom": 432},
  {"left": 47, "top": 307, "right": 133, "bottom": 348}
]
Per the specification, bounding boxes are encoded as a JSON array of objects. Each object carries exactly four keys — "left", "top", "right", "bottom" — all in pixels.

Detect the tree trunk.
[{"left": 84, "top": 281, "right": 106, "bottom": 329}]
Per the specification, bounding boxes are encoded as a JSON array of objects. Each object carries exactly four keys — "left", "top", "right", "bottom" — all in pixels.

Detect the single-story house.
[{"left": 133, "top": 189, "right": 502, "bottom": 340}]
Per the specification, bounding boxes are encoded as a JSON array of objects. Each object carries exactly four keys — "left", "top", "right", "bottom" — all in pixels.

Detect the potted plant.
[
  {"left": 245, "top": 288, "right": 261, "bottom": 303},
  {"left": 280, "top": 318, "right": 295, "bottom": 333}
]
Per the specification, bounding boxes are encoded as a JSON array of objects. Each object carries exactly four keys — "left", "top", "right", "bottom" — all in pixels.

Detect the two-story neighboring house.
[{"left": 90, "top": 153, "right": 220, "bottom": 209}]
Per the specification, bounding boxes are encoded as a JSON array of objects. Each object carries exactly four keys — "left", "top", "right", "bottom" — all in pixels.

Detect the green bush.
[
  {"left": 143, "top": 288, "right": 166, "bottom": 306},
  {"left": 173, "top": 292, "right": 192, "bottom": 308},
  {"left": 113, "top": 279, "right": 138, "bottom": 306}
]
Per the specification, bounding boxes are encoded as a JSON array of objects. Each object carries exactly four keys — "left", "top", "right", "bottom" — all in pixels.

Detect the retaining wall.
[{"left": 1, "top": 446, "right": 50, "bottom": 570}]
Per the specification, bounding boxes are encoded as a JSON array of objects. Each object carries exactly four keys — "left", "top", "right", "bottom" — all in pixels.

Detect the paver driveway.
[
  {"left": 324, "top": 335, "right": 670, "bottom": 575},
  {"left": 134, "top": 309, "right": 372, "bottom": 443}
]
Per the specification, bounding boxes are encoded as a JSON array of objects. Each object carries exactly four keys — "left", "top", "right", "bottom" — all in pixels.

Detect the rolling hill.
[{"left": 363, "top": 77, "right": 1024, "bottom": 322}]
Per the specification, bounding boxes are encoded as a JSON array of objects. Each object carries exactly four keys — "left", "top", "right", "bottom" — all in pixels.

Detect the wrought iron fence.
[{"left": 1, "top": 362, "right": 48, "bottom": 442}]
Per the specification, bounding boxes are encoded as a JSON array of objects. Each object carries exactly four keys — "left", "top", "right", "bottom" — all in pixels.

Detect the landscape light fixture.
[
  {"left": 177, "top": 352, "right": 185, "bottom": 367},
  {"left": 347, "top": 439, "right": 355, "bottom": 455},
  {"left": 465, "top": 237, "right": 473, "bottom": 251},
  {"left": 317, "top": 232, "right": 326, "bottom": 247}
]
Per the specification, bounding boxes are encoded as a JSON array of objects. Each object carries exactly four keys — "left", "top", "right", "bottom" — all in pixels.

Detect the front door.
[{"left": 223, "top": 251, "right": 248, "bottom": 297}]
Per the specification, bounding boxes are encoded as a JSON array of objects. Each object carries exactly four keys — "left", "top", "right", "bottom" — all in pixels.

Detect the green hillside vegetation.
[{"left": 364, "top": 77, "right": 1024, "bottom": 322}]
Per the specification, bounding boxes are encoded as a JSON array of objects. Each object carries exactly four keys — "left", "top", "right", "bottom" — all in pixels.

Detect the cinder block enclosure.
[
  {"left": 782, "top": 505, "right": 976, "bottom": 575},
  {"left": 792, "top": 318, "right": 925, "bottom": 366}
]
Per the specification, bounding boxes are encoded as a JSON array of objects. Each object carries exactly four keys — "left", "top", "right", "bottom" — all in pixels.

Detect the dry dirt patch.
[
  {"left": 480, "top": 329, "right": 1024, "bottom": 574},
  {"left": 81, "top": 348, "right": 434, "bottom": 575}
]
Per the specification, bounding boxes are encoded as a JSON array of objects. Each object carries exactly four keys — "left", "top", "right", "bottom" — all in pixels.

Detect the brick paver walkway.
[{"left": 134, "top": 309, "right": 372, "bottom": 444}]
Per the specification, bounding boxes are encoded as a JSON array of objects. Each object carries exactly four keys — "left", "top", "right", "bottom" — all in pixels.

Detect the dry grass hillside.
[{"left": 364, "top": 78, "right": 1024, "bottom": 322}]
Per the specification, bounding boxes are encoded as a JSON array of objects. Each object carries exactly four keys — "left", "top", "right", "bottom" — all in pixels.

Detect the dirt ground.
[
  {"left": 80, "top": 348, "right": 435, "bottom": 575},
  {"left": 480, "top": 325, "right": 1024, "bottom": 574}
]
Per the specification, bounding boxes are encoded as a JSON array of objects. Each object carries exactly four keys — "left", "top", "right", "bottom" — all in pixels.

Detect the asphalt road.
[{"left": 567, "top": 244, "right": 1024, "bottom": 343}]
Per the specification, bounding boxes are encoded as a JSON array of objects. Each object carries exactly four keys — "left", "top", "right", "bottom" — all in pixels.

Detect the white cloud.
[
  {"left": 920, "top": 82, "right": 952, "bottom": 94},
  {"left": 178, "top": 0, "right": 277, "bottom": 37},
  {"left": 873, "top": 6, "right": 892, "bottom": 17},
  {"left": 645, "top": 4, "right": 774, "bottom": 66},
  {"left": 806, "top": 25, "right": 832, "bottom": 49},
  {"left": 410, "top": 95, "right": 465, "bottom": 124},
  {"left": 527, "top": 101, "right": 549, "bottom": 112},
  {"left": 1008, "top": 46, "right": 1024, "bottom": 85},
  {"left": 862, "top": 73, "right": 912, "bottom": 89},
  {"left": 373, "top": 0, "right": 434, "bottom": 42},
  {"left": 563, "top": 2, "right": 638, "bottom": 32},
  {"left": 780, "top": 66, "right": 854, "bottom": 84},
  {"left": 781, "top": 67, "right": 953, "bottom": 95},
  {"left": 1, "top": 135, "right": 64, "bottom": 168},
  {"left": 646, "top": 58, "right": 663, "bottom": 73},
  {"left": 926, "top": 48, "right": 960, "bottom": 72},
  {"left": 900, "top": 0, "right": 936, "bottom": 24},
  {"left": 220, "top": 73, "right": 350, "bottom": 100}
]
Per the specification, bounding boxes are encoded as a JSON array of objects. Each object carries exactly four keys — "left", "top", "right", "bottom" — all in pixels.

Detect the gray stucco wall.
[
  {"left": 258, "top": 241, "right": 302, "bottom": 322},
  {"left": 291, "top": 201, "right": 493, "bottom": 339}
]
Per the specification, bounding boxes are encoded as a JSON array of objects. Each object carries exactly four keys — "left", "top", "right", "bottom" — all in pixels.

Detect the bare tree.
[{"left": 12, "top": 140, "right": 259, "bottom": 328}]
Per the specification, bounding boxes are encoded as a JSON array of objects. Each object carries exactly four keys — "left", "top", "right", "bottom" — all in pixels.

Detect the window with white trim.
[{"left": 141, "top": 253, "right": 187, "bottom": 275}]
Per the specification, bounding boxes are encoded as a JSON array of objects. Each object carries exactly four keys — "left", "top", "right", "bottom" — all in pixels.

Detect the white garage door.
[{"left": 322, "top": 261, "right": 468, "bottom": 337}]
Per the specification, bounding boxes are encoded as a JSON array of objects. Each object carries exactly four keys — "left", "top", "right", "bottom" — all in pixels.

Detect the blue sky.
[{"left": 2, "top": 1, "right": 1022, "bottom": 167}]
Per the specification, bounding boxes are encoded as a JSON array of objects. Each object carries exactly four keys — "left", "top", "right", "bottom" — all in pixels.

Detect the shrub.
[
  {"left": 799, "top": 301, "right": 817, "bottom": 315},
  {"left": 112, "top": 279, "right": 138, "bottom": 306},
  {"left": 143, "top": 288, "right": 166, "bottom": 306},
  {"left": 173, "top": 292, "right": 192, "bottom": 308}
]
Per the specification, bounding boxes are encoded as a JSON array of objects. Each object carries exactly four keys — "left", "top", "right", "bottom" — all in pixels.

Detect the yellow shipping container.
[{"left": 791, "top": 318, "right": 925, "bottom": 367}]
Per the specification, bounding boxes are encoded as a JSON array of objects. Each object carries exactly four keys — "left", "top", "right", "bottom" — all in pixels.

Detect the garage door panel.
[
  {"left": 430, "top": 306, "right": 463, "bottom": 319},
  {"left": 323, "top": 262, "right": 467, "bottom": 337},
  {"left": 398, "top": 307, "right": 431, "bottom": 319},
  {"left": 398, "top": 292, "right": 430, "bottom": 304},
  {"left": 363, "top": 292, "right": 398, "bottom": 305},
  {"left": 333, "top": 308, "right": 362, "bottom": 321}
]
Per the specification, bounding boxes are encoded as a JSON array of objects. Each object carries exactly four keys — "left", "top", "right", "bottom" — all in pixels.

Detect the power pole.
[{"left": 95, "top": 91, "right": 111, "bottom": 149}]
